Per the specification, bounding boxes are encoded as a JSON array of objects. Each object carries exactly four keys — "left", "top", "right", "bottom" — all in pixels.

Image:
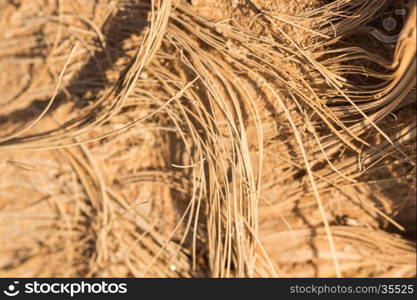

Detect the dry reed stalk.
[{"left": 261, "top": 226, "right": 416, "bottom": 277}]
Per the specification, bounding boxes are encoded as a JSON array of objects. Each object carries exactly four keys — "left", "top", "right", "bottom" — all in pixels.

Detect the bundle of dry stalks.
[{"left": 0, "top": 0, "right": 415, "bottom": 277}]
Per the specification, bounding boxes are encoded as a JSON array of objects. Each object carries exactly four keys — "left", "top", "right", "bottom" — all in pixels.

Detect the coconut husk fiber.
[{"left": 0, "top": 0, "right": 415, "bottom": 278}]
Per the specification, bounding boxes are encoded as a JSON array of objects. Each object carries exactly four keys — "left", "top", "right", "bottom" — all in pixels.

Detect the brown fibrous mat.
[{"left": 0, "top": 0, "right": 416, "bottom": 277}]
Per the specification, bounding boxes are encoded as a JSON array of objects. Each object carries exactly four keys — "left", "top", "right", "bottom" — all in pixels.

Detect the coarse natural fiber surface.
[{"left": 0, "top": 0, "right": 415, "bottom": 277}]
